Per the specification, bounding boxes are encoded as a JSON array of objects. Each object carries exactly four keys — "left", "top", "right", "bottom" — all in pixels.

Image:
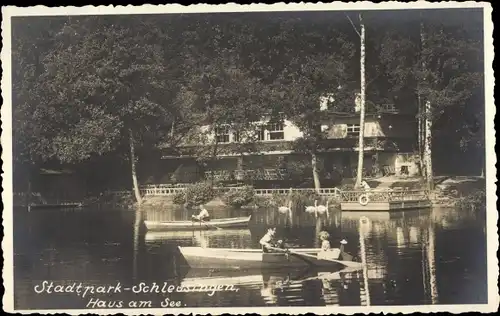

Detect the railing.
[
  {"left": 138, "top": 185, "right": 342, "bottom": 197},
  {"left": 254, "top": 188, "right": 342, "bottom": 197},
  {"left": 141, "top": 187, "right": 186, "bottom": 196},
  {"left": 341, "top": 189, "right": 430, "bottom": 202}
]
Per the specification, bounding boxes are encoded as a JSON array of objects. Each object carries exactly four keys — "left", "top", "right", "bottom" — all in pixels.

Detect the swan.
[
  {"left": 278, "top": 200, "right": 292, "bottom": 214},
  {"left": 316, "top": 200, "right": 330, "bottom": 218},
  {"left": 305, "top": 200, "right": 318, "bottom": 213}
]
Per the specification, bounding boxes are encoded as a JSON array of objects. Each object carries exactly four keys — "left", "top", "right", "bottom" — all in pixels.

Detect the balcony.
[{"left": 161, "top": 136, "right": 414, "bottom": 158}]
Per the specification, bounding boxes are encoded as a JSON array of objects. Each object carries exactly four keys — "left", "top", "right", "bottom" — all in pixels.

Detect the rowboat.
[
  {"left": 144, "top": 215, "right": 252, "bottom": 231},
  {"left": 178, "top": 246, "right": 362, "bottom": 270}
]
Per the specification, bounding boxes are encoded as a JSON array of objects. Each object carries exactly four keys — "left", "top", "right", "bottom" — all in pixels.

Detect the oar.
[
  {"left": 267, "top": 247, "right": 363, "bottom": 269},
  {"left": 267, "top": 246, "right": 316, "bottom": 266}
]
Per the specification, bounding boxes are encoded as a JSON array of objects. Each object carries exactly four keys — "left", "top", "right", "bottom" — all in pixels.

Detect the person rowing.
[
  {"left": 191, "top": 204, "right": 210, "bottom": 222},
  {"left": 259, "top": 227, "right": 287, "bottom": 253}
]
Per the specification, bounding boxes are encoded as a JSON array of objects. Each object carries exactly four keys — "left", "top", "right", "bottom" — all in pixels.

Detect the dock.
[
  {"left": 340, "top": 189, "right": 431, "bottom": 211},
  {"left": 28, "top": 202, "right": 84, "bottom": 209}
]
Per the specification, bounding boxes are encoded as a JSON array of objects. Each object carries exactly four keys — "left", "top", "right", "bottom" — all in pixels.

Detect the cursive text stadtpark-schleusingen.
[{"left": 34, "top": 280, "right": 239, "bottom": 298}]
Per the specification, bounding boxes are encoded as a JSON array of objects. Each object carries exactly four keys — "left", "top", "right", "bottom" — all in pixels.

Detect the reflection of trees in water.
[
  {"left": 431, "top": 207, "right": 484, "bottom": 229},
  {"left": 421, "top": 222, "right": 439, "bottom": 304},
  {"left": 333, "top": 212, "right": 442, "bottom": 305},
  {"left": 145, "top": 229, "right": 253, "bottom": 249},
  {"left": 251, "top": 207, "right": 342, "bottom": 229},
  {"left": 144, "top": 205, "right": 249, "bottom": 222}
]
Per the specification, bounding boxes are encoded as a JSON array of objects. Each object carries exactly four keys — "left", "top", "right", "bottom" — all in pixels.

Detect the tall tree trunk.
[
  {"left": 480, "top": 152, "right": 485, "bottom": 177},
  {"left": 170, "top": 118, "right": 175, "bottom": 139},
  {"left": 424, "top": 101, "right": 434, "bottom": 191},
  {"left": 355, "top": 13, "right": 366, "bottom": 189},
  {"left": 418, "top": 15, "right": 426, "bottom": 178},
  {"left": 420, "top": 17, "right": 433, "bottom": 191},
  {"left": 417, "top": 94, "right": 425, "bottom": 177},
  {"left": 129, "top": 128, "right": 143, "bottom": 204},
  {"left": 27, "top": 174, "right": 32, "bottom": 207},
  {"left": 132, "top": 207, "right": 142, "bottom": 280},
  {"left": 311, "top": 152, "right": 321, "bottom": 193},
  {"left": 210, "top": 137, "right": 219, "bottom": 186}
]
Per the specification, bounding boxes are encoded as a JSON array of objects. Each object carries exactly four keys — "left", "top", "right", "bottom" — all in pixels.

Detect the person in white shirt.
[
  {"left": 259, "top": 227, "right": 287, "bottom": 253},
  {"left": 361, "top": 180, "right": 371, "bottom": 191},
  {"left": 192, "top": 205, "right": 210, "bottom": 222},
  {"left": 260, "top": 227, "right": 279, "bottom": 252}
]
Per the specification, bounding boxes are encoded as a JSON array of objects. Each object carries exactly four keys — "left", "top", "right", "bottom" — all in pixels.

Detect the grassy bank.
[
  {"left": 138, "top": 176, "right": 486, "bottom": 210},
  {"left": 432, "top": 176, "right": 486, "bottom": 208}
]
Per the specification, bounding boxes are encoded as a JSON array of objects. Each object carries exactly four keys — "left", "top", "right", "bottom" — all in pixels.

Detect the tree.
[
  {"left": 345, "top": 12, "right": 367, "bottom": 189},
  {"left": 170, "top": 17, "right": 276, "bottom": 176},
  {"left": 15, "top": 15, "right": 189, "bottom": 203},
  {"left": 419, "top": 22, "right": 482, "bottom": 189},
  {"left": 250, "top": 17, "right": 356, "bottom": 192},
  {"left": 378, "top": 11, "right": 483, "bottom": 189},
  {"left": 11, "top": 16, "right": 72, "bottom": 195}
]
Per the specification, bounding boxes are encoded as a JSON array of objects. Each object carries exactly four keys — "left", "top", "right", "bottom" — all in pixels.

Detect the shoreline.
[{"left": 14, "top": 176, "right": 485, "bottom": 211}]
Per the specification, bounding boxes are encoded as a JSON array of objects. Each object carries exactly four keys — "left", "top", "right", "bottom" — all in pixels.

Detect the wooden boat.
[
  {"left": 178, "top": 246, "right": 363, "bottom": 270},
  {"left": 144, "top": 215, "right": 252, "bottom": 231}
]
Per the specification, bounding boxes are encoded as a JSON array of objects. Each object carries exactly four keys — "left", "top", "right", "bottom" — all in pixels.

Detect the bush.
[
  {"left": 253, "top": 195, "right": 274, "bottom": 208},
  {"left": 222, "top": 186, "right": 255, "bottom": 208},
  {"left": 339, "top": 183, "right": 355, "bottom": 191},
  {"left": 456, "top": 189, "right": 486, "bottom": 210},
  {"left": 266, "top": 190, "right": 322, "bottom": 210},
  {"left": 172, "top": 190, "right": 186, "bottom": 205},
  {"left": 184, "top": 182, "right": 215, "bottom": 207},
  {"left": 290, "top": 190, "right": 322, "bottom": 210}
]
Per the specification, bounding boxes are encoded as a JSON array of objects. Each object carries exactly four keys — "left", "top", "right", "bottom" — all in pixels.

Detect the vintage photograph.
[{"left": 1, "top": 2, "right": 497, "bottom": 314}]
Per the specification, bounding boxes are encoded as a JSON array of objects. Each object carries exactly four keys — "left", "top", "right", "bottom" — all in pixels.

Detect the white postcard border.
[{"left": 2, "top": 1, "right": 497, "bottom": 314}]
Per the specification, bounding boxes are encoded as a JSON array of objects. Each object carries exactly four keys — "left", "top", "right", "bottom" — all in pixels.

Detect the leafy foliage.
[
  {"left": 222, "top": 186, "right": 255, "bottom": 208},
  {"left": 172, "top": 190, "right": 186, "bottom": 205},
  {"left": 378, "top": 17, "right": 483, "bottom": 127},
  {"left": 11, "top": 10, "right": 485, "bottom": 191},
  {"left": 184, "top": 182, "right": 215, "bottom": 207},
  {"left": 455, "top": 189, "right": 486, "bottom": 210}
]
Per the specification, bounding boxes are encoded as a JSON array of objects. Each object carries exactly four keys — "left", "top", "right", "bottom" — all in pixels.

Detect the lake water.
[{"left": 12, "top": 205, "right": 488, "bottom": 309}]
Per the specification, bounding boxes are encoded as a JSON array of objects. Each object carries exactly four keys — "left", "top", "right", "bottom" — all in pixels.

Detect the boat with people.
[
  {"left": 144, "top": 215, "right": 252, "bottom": 231},
  {"left": 177, "top": 246, "right": 363, "bottom": 270}
]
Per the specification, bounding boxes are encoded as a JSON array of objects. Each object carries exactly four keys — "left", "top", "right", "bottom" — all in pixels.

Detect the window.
[
  {"left": 347, "top": 124, "right": 360, "bottom": 136},
  {"left": 255, "top": 126, "right": 266, "bottom": 141},
  {"left": 215, "top": 125, "right": 230, "bottom": 143},
  {"left": 267, "top": 122, "right": 284, "bottom": 140},
  {"left": 233, "top": 131, "right": 240, "bottom": 143}
]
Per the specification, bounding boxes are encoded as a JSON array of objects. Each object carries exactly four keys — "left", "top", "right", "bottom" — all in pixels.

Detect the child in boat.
[
  {"left": 317, "top": 231, "right": 339, "bottom": 260},
  {"left": 191, "top": 205, "right": 210, "bottom": 222}
]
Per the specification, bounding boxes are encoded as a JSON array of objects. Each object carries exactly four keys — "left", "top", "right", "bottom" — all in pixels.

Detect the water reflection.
[{"left": 13, "top": 205, "right": 487, "bottom": 309}]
